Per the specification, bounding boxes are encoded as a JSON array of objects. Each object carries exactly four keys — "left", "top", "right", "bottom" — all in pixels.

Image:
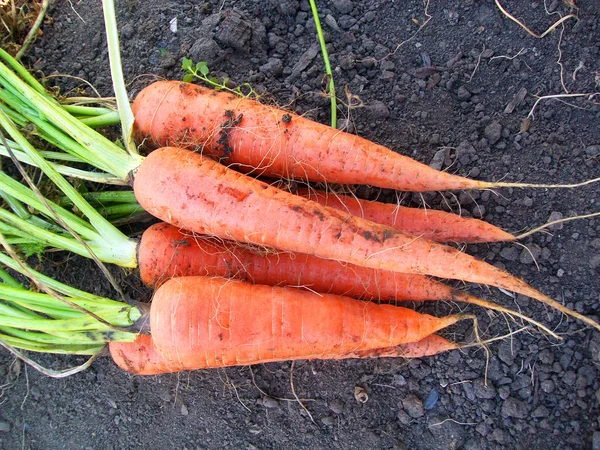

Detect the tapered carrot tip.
[
  {"left": 395, "top": 334, "right": 461, "bottom": 357},
  {"left": 295, "top": 187, "right": 517, "bottom": 244},
  {"left": 109, "top": 335, "right": 184, "bottom": 376},
  {"left": 351, "top": 334, "right": 461, "bottom": 359}
]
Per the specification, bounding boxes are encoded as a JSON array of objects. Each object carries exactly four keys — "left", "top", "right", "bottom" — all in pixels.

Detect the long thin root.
[
  {"left": 454, "top": 292, "right": 560, "bottom": 339},
  {"left": 480, "top": 176, "right": 600, "bottom": 190},
  {"left": 515, "top": 211, "right": 600, "bottom": 240}
]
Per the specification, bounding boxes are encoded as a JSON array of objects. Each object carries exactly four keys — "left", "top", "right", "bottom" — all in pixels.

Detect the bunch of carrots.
[
  {"left": 0, "top": 43, "right": 598, "bottom": 378},
  {"left": 113, "top": 80, "right": 600, "bottom": 374}
]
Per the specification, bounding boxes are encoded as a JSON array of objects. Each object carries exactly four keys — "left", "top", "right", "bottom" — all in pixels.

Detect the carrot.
[
  {"left": 140, "top": 222, "right": 469, "bottom": 302},
  {"left": 110, "top": 333, "right": 460, "bottom": 375},
  {"left": 295, "top": 187, "right": 515, "bottom": 243},
  {"left": 294, "top": 188, "right": 600, "bottom": 243},
  {"left": 114, "top": 276, "right": 468, "bottom": 373},
  {"left": 132, "top": 80, "right": 596, "bottom": 192},
  {"left": 133, "top": 147, "right": 600, "bottom": 332}
]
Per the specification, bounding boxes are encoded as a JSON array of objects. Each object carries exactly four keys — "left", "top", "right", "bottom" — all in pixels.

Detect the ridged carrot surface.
[
  {"left": 133, "top": 147, "right": 574, "bottom": 318},
  {"left": 145, "top": 277, "right": 465, "bottom": 371},
  {"left": 138, "top": 222, "right": 558, "bottom": 336},
  {"left": 139, "top": 222, "right": 470, "bottom": 303}
]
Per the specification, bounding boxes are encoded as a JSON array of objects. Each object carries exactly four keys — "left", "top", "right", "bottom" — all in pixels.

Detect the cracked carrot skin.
[
  {"left": 295, "top": 187, "right": 515, "bottom": 243},
  {"left": 110, "top": 276, "right": 465, "bottom": 374},
  {"left": 139, "top": 222, "right": 476, "bottom": 306},
  {"left": 110, "top": 333, "right": 459, "bottom": 375},
  {"left": 132, "top": 80, "right": 495, "bottom": 192},
  {"left": 132, "top": 147, "right": 560, "bottom": 307}
]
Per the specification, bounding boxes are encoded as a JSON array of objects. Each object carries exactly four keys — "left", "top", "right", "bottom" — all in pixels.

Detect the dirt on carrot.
[
  {"left": 133, "top": 81, "right": 600, "bottom": 192},
  {"left": 138, "top": 222, "right": 559, "bottom": 337},
  {"left": 131, "top": 81, "right": 514, "bottom": 192}
]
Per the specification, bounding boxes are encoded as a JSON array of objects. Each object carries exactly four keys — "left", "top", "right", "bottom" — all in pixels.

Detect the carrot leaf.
[{"left": 180, "top": 58, "right": 257, "bottom": 99}]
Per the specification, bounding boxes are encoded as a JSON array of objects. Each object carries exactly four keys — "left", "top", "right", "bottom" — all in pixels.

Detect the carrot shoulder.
[
  {"left": 109, "top": 333, "right": 460, "bottom": 375},
  {"left": 147, "top": 276, "right": 466, "bottom": 370},
  {"left": 109, "top": 334, "right": 181, "bottom": 375},
  {"left": 295, "top": 187, "right": 515, "bottom": 243},
  {"left": 132, "top": 80, "right": 496, "bottom": 192}
]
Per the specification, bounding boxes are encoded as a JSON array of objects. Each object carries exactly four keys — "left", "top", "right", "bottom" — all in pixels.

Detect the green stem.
[
  {"left": 79, "top": 111, "right": 121, "bottom": 128},
  {"left": 0, "top": 138, "right": 108, "bottom": 163},
  {"left": 0, "top": 48, "right": 46, "bottom": 94},
  {"left": 0, "top": 252, "right": 124, "bottom": 304},
  {"left": 102, "top": 0, "right": 137, "bottom": 156},
  {"left": 0, "top": 212, "right": 92, "bottom": 253},
  {"left": 0, "top": 211, "right": 137, "bottom": 269},
  {"left": 0, "top": 56, "right": 142, "bottom": 180},
  {"left": 0, "top": 191, "right": 30, "bottom": 219},
  {"left": 0, "top": 313, "right": 133, "bottom": 332},
  {"left": 1, "top": 189, "right": 75, "bottom": 234},
  {"left": 0, "top": 172, "right": 99, "bottom": 240},
  {"left": 1, "top": 300, "right": 80, "bottom": 320},
  {"left": 0, "top": 88, "right": 117, "bottom": 173},
  {"left": 0, "top": 113, "right": 138, "bottom": 267},
  {"left": 309, "top": 0, "right": 337, "bottom": 128},
  {"left": 0, "top": 333, "right": 105, "bottom": 355},
  {"left": 0, "top": 268, "right": 22, "bottom": 288},
  {"left": 0, "top": 102, "right": 29, "bottom": 127},
  {"left": 97, "top": 203, "right": 146, "bottom": 219},
  {"left": 0, "top": 288, "right": 118, "bottom": 321},
  {"left": 62, "top": 105, "right": 116, "bottom": 117},
  {"left": 0, "top": 145, "right": 127, "bottom": 184},
  {"left": 0, "top": 326, "right": 129, "bottom": 345},
  {"left": 0, "top": 284, "right": 141, "bottom": 323},
  {"left": 0, "top": 301, "right": 42, "bottom": 319},
  {"left": 58, "top": 190, "right": 147, "bottom": 223},
  {"left": 81, "top": 190, "right": 139, "bottom": 205}
]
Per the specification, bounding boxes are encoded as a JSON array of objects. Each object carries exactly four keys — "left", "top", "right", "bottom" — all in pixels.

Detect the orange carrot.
[
  {"left": 140, "top": 222, "right": 470, "bottom": 302},
  {"left": 110, "top": 333, "right": 460, "bottom": 375},
  {"left": 133, "top": 146, "right": 600, "bottom": 332},
  {"left": 145, "top": 276, "right": 467, "bottom": 371},
  {"left": 295, "top": 187, "right": 515, "bottom": 243},
  {"left": 132, "top": 80, "right": 544, "bottom": 192}
]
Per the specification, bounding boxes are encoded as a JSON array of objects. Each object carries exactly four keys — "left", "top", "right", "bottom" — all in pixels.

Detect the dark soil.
[{"left": 1, "top": 0, "right": 600, "bottom": 448}]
